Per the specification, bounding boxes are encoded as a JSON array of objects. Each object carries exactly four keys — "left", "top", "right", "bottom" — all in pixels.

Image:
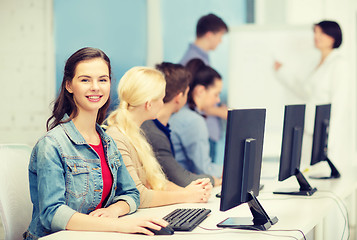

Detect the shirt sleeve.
[
  {"left": 110, "top": 147, "right": 140, "bottom": 214},
  {"left": 109, "top": 130, "right": 155, "bottom": 208},
  {"left": 275, "top": 65, "right": 306, "bottom": 99},
  {"left": 176, "top": 117, "right": 223, "bottom": 178},
  {"left": 146, "top": 128, "right": 215, "bottom": 187},
  {"left": 29, "top": 136, "right": 76, "bottom": 232},
  {"left": 274, "top": 56, "right": 318, "bottom": 101},
  {"left": 327, "top": 56, "right": 351, "bottom": 160}
]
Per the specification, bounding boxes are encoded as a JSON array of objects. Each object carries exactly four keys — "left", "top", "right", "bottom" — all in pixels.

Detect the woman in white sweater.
[{"left": 274, "top": 20, "right": 351, "bottom": 165}]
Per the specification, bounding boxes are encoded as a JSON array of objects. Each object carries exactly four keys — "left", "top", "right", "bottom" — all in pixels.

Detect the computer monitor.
[
  {"left": 217, "top": 109, "right": 278, "bottom": 231},
  {"left": 310, "top": 104, "right": 340, "bottom": 179},
  {"left": 273, "top": 105, "right": 317, "bottom": 196}
]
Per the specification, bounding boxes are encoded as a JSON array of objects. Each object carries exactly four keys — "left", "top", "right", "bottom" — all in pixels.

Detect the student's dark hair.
[
  {"left": 196, "top": 13, "right": 229, "bottom": 38},
  {"left": 315, "top": 20, "right": 343, "bottom": 48},
  {"left": 46, "top": 47, "right": 112, "bottom": 131},
  {"left": 186, "top": 58, "right": 221, "bottom": 110},
  {"left": 155, "top": 62, "right": 191, "bottom": 103}
]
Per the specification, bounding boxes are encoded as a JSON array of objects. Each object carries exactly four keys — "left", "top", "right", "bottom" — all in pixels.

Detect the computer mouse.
[{"left": 146, "top": 225, "right": 174, "bottom": 235}]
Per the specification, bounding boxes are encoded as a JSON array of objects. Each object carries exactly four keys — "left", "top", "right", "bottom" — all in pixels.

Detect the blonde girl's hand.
[
  {"left": 115, "top": 217, "right": 168, "bottom": 236},
  {"left": 185, "top": 178, "right": 212, "bottom": 203},
  {"left": 213, "top": 176, "right": 222, "bottom": 186},
  {"left": 200, "top": 179, "right": 212, "bottom": 202},
  {"left": 191, "top": 178, "right": 213, "bottom": 192}
]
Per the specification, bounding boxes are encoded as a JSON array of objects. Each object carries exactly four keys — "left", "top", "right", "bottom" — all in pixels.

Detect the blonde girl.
[{"left": 106, "top": 66, "right": 212, "bottom": 208}]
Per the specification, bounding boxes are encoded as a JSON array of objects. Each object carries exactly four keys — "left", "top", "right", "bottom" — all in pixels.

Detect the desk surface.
[{"left": 40, "top": 161, "right": 357, "bottom": 240}]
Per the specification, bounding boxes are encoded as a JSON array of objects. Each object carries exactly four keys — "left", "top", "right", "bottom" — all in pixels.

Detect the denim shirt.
[{"left": 25, "top": 115, "right": 140, "bottom": 239}]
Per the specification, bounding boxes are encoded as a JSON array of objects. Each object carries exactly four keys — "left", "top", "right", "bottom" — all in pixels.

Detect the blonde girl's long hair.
[{"left": 106, "top": 66, "right": 167, "bottom": 190}]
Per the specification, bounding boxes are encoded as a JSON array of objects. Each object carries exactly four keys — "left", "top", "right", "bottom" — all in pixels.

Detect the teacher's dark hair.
[
  {"left": 47, "top": 47, "right": 112, "bottom": 131},
  {"left": 315, "top": 20, "right": 343, "bottom": 48}
]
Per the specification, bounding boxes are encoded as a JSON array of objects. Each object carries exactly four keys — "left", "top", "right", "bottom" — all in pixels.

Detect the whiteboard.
[{"left": 227, "top": 25, "right": 319, "bottom": 157}]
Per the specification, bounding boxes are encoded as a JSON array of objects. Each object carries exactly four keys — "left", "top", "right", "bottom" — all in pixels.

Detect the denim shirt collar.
[{"left": 60, "top": 114, "right": 111, "bottom": 145}]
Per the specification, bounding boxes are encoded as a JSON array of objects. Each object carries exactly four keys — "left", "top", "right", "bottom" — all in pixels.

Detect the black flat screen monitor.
[
  {"left": 310, "top": 104, "right": 340, "bottom": 179},
  {"left": 273, "top": 105, "right": 317, "bottom": 196},
  {"left": 217, "top": 109, "right": 278, "bottom": 231}
]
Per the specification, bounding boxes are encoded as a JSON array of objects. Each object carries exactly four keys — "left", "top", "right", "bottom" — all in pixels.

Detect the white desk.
[{"left": 40, "top": 161, "right": 357, "bottom": 240}]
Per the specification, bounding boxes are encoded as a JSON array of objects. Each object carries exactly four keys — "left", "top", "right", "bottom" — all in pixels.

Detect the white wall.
[{"left": 0, "top": 0, "right": 55, "bottom": 147}]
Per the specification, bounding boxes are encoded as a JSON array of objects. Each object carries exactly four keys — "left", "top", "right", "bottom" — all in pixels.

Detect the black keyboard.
[{"left": 163, "top": 208, "right": 211, "bottom": 231}]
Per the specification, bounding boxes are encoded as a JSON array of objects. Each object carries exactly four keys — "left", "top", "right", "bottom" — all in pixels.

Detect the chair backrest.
[{"left": 0, "top": 144, "right": 32, "bottom": 240}]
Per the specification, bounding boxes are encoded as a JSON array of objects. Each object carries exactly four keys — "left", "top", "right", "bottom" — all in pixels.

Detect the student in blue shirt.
[
  {"left": 24, "top": 47, "right": 167, "bottom": 239},
  {"left": 169, "top": 59, "right": 223, "bottom": 178},
  {"left": 180, "top": 13, "right": 229, "bottom": 162}
]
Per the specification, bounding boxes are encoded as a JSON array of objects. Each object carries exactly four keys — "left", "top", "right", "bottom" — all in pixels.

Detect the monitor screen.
[
  {"left": 310, "top": 104, "right": 340, "bottom": 179},
  {"left": 218, "top": 109, "right": 278, "bottom": 230},
  {"left": 220, "top": 109, "right": 265, "bottom": 211},
  {"left": 311, "top": 104, "right": 331, "bottom": 165},
  {"left": 274, "top": 105, "right": 317, "bottom": 196},
  {"left": 277, "top": 104, "right": 305, "bottom": 181}
]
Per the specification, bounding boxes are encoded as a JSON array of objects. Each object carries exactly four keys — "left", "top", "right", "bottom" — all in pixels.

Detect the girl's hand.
[
  {"left": 89, "top": 208, "right": 119, "bottom": 218},
  {"left": 89, "top": 200, "right": 130, "bottom": 218},
  {"left": 116, "top": 217, "right": 169, "bottom": 236}
]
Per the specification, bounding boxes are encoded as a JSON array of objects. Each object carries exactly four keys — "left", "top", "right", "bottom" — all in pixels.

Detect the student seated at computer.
[
  {"left": 169, "top": 59, "right": 224, "bottom": 179},
  {"left": 105, "top": 66, "right": 212, "bottom": 208},
  {"left": 24, "top": 48, "right": 168, "bottom": 239},
  {"left": 141, "top": 62, "right": 222, "bottom": 187},
  {"left": 180, "top": 13, "right": 229, "bottom": 163}
]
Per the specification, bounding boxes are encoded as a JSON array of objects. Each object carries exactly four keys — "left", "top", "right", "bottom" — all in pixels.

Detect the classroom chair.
[{"left": 0, "top": 144, "right": 32, "bottom": 240}]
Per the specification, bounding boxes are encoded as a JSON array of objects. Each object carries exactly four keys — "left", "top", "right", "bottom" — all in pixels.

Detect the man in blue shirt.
[
  {"left": 180, "top": 13, "right": 229, "bottom": 162},
  {"left": 180, "top": 13, "right": 228, "bottom": 66}
]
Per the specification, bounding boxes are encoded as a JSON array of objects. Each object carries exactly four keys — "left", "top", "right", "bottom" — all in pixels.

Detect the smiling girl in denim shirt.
[{"left": 24, "top": 47, "right": 167, "bottom": 239}]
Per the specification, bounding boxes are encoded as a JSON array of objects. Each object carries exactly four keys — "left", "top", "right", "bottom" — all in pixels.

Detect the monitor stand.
[
  {"left": 309, "top": 157, "right": 341, "bottom": 179},
  {"left": 217, "top": 192, "right": 278, "bottom": 230},
  {"left": 273, "top": 169, "right": 317, "bottom": 196}
]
